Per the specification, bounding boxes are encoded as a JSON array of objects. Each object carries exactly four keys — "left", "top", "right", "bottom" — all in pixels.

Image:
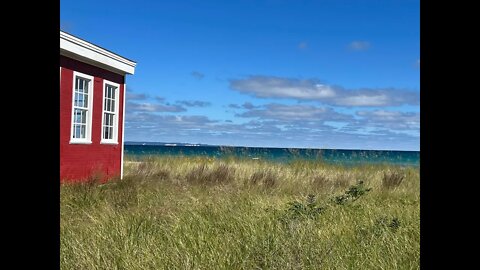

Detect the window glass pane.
[
  {"left": 84, "top": 80, "right": 89, "bottom": 93},
  {"left": 75, "top": 94, "right": 81, "bottom": 107},
  {"left": 74, "top": 125, "right": 81, "bottom": 138},
  {"left": 80, "top": 125, "right": 85, "bottom": 138},
  {"left": 111, "top": 100, "right": 115, "bottom": 112},
  {"left": 74, "top": 109, "right": 80, "bottom": 123},
  {"left": 79, "top": 79, "right": 84, "bottom": 92},
  {"left": 74, "top": 93, "right": 79, "bottom": 107},
  {"left": 73, "top": 110, "right": 78, "bottom": 123}
]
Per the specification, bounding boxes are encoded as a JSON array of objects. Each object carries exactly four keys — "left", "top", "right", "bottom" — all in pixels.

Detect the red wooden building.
[{"left": 60, "top": 31, "right": 137, "bottom": 182}]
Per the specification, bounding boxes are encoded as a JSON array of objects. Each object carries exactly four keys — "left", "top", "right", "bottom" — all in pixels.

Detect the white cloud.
[
  {"left": 355, "top": 110, "right": 420, "bottom": 130},
  {"left": 126, "top": 92, "right": 147, "bottom": 100},
  {"left": 127, "top": 102, "right": 186, "bottom": 112},
  {"left": 298, "top": 41, "right": 308, "bottom": 50},
  {"left": 334, "top": 94, "right": 389, "bottom": 106},
  {"left": 229, "top": 76, "right": 419, "bottom": 107},
  {"left": 176, "top": 100, "right": 211, "bottom": 107},
  {"left": 348, "top": 41, "right": 371, "bottom": 51},
  {"left": 230, "top": 76, "right": 336, "bottom": 100},
  {"left": 237, "top": 103, "right": 351, "bottom": 122}
]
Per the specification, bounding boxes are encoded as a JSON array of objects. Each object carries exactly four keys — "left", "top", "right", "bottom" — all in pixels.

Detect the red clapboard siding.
[{"left": 60, "top": 55, "right": 125, "bottom": 183}]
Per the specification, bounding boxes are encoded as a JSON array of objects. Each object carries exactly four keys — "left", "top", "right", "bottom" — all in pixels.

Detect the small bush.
[
  {"left": 333, "top": 180, "right": 372, "bottom": 205},
  {"left": 282, "top": 194, "right": 325, "bottom": 221}
]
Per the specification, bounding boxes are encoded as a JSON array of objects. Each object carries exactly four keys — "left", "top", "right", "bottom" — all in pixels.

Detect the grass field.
[{"left": 60, "top": 156, "right": 420, "bottom": 269}]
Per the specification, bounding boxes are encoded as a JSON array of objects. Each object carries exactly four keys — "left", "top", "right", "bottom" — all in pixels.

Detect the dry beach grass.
[{"left": 60, "top": 156, "right": 420, "bottom": 269}]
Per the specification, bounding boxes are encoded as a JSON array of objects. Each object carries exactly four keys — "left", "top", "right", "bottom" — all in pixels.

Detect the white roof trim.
[{"left": 60, "top": 31, "right": 136, "bottom": 75}]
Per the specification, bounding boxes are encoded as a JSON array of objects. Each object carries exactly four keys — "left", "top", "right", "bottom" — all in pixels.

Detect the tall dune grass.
[{"left": 61, "top": 156, "right": 420, "bottom": 269}]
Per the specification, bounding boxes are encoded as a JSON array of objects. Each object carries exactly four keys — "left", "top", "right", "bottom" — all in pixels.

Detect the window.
[
  {"left": 70, "top": 72, "right": 94, "bottom": 143},
  {"left": 101, "top": 80, "right": 120, "bottom": 144}
]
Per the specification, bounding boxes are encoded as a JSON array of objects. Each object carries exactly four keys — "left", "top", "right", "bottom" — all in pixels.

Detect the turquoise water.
[{"left": 124, "top": 144, "right": 419, "bottom": 166}]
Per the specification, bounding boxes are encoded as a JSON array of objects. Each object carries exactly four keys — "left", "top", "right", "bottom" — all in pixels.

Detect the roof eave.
[{"left": 60, "top": 31, "right": 136, "bottom": 75}]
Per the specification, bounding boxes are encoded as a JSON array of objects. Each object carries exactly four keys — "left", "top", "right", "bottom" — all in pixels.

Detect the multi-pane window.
[
  {"left": 70, "top": 72, "right": 93, "bottom": 143},
  {"left": 102, "top": 81, "right": 119, "bottom": 143}
]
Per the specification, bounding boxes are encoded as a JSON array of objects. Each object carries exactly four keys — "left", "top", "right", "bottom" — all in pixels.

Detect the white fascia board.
[{"left": 60, "top": 31, "right": 136, "bottom": 75}]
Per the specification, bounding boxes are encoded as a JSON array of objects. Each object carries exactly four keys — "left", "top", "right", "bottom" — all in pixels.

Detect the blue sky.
[{"left": 61, "top": 0, "right": 420, "bottom": 151}]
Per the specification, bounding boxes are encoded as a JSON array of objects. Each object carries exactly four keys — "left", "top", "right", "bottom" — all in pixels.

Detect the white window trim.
[
  {"left": 70, "top": 71, "right": 94, "bottom": 144},
  {"left": 121, "top": 83, "right": 126, "bottom": 179},
  {"left": 100, "top": 80, "right": 120, "bottom": 144}
]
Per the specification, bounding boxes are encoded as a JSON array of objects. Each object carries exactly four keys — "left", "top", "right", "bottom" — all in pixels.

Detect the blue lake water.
[{"left": 124, "top": 144, "right": 419, "bottom": 167}]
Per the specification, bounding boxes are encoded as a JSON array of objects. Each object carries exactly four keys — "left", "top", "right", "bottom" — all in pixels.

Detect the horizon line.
[{"left": 124, "top": 140, "right": 420, "bottom": 152}]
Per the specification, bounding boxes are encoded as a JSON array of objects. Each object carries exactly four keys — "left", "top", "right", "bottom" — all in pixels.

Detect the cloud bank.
[{"left": 229, "top": 76, "right": 419, "bottom": 107}]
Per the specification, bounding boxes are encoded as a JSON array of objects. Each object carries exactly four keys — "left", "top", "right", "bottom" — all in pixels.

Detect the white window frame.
[
  {"left": 70, "top": 71, "right": 94, "bottom": 144},
  {"left": 100, "top": 80, "right": 120, "bottom": 144}
]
